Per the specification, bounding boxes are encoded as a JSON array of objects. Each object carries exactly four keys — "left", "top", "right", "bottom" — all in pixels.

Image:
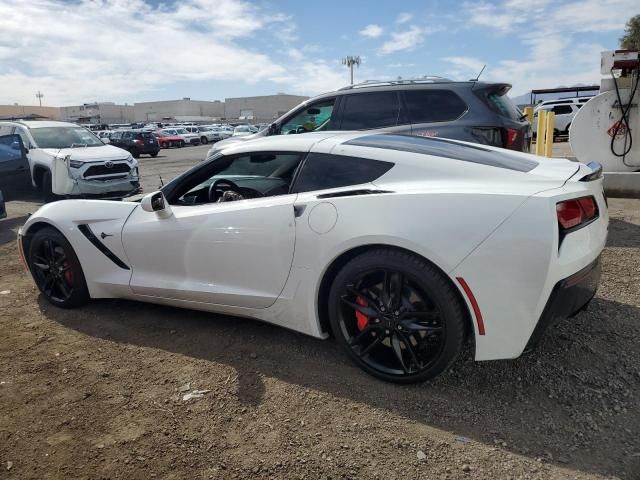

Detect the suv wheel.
[{"left": 200, "top": 136, "right": 208, "bottom": 144}]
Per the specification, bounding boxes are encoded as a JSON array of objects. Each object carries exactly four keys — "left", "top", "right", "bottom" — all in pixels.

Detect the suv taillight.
[
  {"left": 134, "top": 138, "right": 144, "bottom": 145},
  {"left": 503, "top": 128, "right": 519, "bottom": 148},
  {"left": 556, "top": 196, "right": 599, "bottom": 231}
]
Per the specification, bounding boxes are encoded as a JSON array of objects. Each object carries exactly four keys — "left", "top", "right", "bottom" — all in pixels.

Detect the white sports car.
[{"left": 18, "top": 132, "right": 608, "bottom": 383}]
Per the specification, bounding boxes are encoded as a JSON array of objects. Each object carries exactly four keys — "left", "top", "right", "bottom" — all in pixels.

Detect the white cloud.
[
  {"left": 360, "top": 24, "right": 384, "bottom": 38},
  {"left": 396, "top": 12, "right": 413, "bottom": 24},
  {"left": 0, "top": 0, "right": 290, "bottom": 105},
  {"left": 379, "top": 26, "right": 425, "bottom": 55},
  {"left": 442, "top": 57, "right": 486, "bottom": 80}
]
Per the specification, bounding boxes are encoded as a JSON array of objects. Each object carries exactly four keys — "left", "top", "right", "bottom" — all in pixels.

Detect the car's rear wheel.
[
  {"left": 201, "top": 136, "right": 208, "bottom": 144},
  {"left": 27, "top": 227, "right": 90, "bottom": 308},
  {"left": 328, "top": 249, "right": 466, "bottom": 383},
  {"left": 150, "top": 152, "right": 158, "bottom": 157},
  {"left": 178, "top": 140, "right": 184, "bottom": 148}
]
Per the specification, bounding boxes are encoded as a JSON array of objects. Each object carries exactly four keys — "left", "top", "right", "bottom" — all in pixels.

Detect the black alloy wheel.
[
  {"left": 28, "top": 227, "right": 89, "bottom": 308},
  {"left": 329, "top": 249, "right": 466, "bottom": 383}
]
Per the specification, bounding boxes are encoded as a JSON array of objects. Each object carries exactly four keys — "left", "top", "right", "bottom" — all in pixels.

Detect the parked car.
[
  {"left": 196, "top": 126, "right": 222, "bottom": 144},
  {"left": 163, "top": 127, "right": 201, "bottom": 146},
  {"left": 109, "top": 130, "right": 160, "bottom": 158},
  {"left": 18, "top": 132, "right": 607, "bottom": 383},
  {"left": 0, "top": 134, "right": 31, "bottom": 201},
  {"left": 533, "top": 99, "right": 585, "bottom": 137},
  {"left": 0, "top": 190, "right": 5, "bottom": 219},
  {"left": 0, "top": 121, "right": 139, "bottom": 200},
  {"left": 232, "top": 125, "right": 254, "bottom": 137},
  {"left": 154, "top": 131, "right": 185, "bottom": 148},
  {"left": 209, "top": 78, "right": 530, "bottom": 157}
]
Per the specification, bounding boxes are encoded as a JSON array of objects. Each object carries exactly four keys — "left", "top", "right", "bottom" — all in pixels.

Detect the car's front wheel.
[
  {"left": 328, "top": 249, "right": 466, "bottom": 383},
  {"left": 201, "top": 136, "right": 208, "bottom": 144},
  {"left": 27, "top": 227, "right": 90, "bottom": 308}
]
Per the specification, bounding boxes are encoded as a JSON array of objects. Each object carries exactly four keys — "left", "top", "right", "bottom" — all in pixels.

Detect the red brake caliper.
[
  {"left": 355, "top": 295, "right": 369, "bottom": 331},
  {"left": 63, "top": 260, "right": 74, "bottom": 285}
]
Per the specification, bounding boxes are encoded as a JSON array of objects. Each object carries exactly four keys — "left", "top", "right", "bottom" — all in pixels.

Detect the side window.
[
  {"left": 405, "top": 90, "right": 467, "bottom": 123},
  {"left": 170, "top": 152, "right": 303, "bottom": 205},
  {"left": 111, "top": 132, "right": 122, "bottom": 140},
  {"left": 0, "top": 134, "right": 24, "bottom": 163},
  {"left": 280, "top": 99, "right": 335, "bottom": 135},
  {"left": 292, "top": 153, "right": 394, "bottom": 193},
  {"left": 552, "top": 105, "right": 573, "bottom": 115},
  {"left": 340, "top": 92, "right": 403, "bottom": 130},
  {"left": 15, "top": 127, "right": 31, "bottom": 148}
]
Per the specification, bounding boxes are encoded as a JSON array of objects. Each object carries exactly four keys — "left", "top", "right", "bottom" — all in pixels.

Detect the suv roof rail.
[{"left": 338, "top": 76, "right": 454, "bottom": 91}]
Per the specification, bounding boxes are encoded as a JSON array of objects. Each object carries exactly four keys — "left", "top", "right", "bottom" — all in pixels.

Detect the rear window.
[
  {"left": 552, "top": 105, "right": 573, "bottom": 115},
  {"left": 487, "top": 92, "right": 523, "bottom": 121},
  {"left": 140, "top": 132, "right": 155, "bottom": 139},
  {"left": 292, "top": 153, "right": 394, "bottom": 193},
  {"left": 345, "top": 134, "right": 538, "bottom": 172},
  {"left": 340, "top": 92, "right": 405, "bottom": 130},
  {"left": 403, "top": 90, "right": 467, "bottom": 123}
]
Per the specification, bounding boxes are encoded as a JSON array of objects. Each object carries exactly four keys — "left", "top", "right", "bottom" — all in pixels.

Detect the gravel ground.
[{"left": 0, "top": 145, "right": 638, "bottom": 479}]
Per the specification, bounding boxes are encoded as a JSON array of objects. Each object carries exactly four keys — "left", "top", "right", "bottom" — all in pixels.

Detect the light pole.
[
  {"left": 35, "top": 91, "right": 44, "bottom": 107},
  {"left": 342, "top": 56, "right": 361, "bottom": 85}
]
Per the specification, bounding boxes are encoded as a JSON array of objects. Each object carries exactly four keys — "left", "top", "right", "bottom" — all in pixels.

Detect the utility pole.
[
  {"left": 342, "top": 56, "right": 361, "bottom": 85},
  {"left": 35, "top": 91, "right": 44, "bottom": 107}
]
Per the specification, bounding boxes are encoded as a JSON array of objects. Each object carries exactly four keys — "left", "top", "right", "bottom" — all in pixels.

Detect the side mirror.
[
  {"left": 141, "top": 191, "right": 173, "bottom": 218},
  {"left": 268, "top": 123, "right": 278, "bottom": 135},
  {"left": 102, "top": 137, "right": 110, "bottom": 144}
]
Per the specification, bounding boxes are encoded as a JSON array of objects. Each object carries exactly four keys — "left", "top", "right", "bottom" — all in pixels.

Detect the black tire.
[
  {"left": 129, "top": 148, "right": 140, "bottom": 158},
  {"left": 200, "top": 136, "right": 208, "bottom": 144},
  {"left": 41, "top": 170, "right": 57, "bottom": 203},
  {"left": 150, "top": 152, "right": 158, "bottom": 157},
  {"left": 178, "top": 140, "right": 184, "bottom": 148},
  {"left": 27, "top": 227, "right": 90, "bottom": 308},
  {"left": 328, "top": 249, "right": 466, "bottom": 383}
]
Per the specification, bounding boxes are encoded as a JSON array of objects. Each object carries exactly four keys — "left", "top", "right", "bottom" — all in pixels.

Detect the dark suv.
[
  {"left": 210, "top": 79, "right": 530, "bottom": 155},
  {"left": 109, "top": 130, "right": 160, "bottom": 158}
]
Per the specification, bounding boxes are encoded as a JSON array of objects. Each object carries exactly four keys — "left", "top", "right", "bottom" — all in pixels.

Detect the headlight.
[{"left": 69, "top": 159, "right": 83, "bottom": 169}]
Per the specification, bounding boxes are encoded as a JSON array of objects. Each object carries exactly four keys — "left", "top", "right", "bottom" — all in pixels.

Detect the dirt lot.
[{"left": 0, "top": 145, "right": 639, "bottom": 479}]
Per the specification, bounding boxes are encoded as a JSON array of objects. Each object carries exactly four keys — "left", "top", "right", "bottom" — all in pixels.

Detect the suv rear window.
[
  {"left": 403, "top": 90, "right": 467, "bottom": 123},
  {"left": 140, "top": 132, "right": 155, "bottom": 139},
  {"left": 345, "top": 134, "right": 538, "bottom": 172},
  {"left": 340, "top": 92, "right": 405, "bottom": 130},
  {"left": 487, "top": 92, "right": 523, "bottom": 121}
]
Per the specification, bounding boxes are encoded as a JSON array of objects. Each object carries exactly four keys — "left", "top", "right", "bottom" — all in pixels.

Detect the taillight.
[
  {"left": 556, "top": 196, "right": 599, "bottom": 232},
  {"left": 134, "top": 139, "right": 144, "bottom": 145},
  {"left": 503, "top": 128, "right": 519, "bottom": 148}
]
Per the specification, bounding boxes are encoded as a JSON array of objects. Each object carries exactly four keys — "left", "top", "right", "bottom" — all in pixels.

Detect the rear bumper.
[{"left": 525, "top": 255, "right": 601, "bottom": 351}]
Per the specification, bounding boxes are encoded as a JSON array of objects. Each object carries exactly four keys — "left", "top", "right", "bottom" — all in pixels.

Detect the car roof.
[{"left": 3, "top": 120, "right": 82, "bottom": 129}]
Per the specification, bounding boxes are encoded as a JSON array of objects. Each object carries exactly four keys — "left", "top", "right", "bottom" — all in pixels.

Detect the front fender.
[{"left": 22, "top": 199, "right": 139, "bottom": 298}]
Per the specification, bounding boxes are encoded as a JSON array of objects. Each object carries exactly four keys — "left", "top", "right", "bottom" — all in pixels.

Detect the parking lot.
[{"left": 1, "top": 145, "right": 639, "bottom": 479}]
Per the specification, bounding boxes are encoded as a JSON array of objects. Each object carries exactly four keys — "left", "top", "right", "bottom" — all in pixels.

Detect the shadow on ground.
[
  {"left": 607, "top": 218, "right": 640, "bottom": 248},
  {"left": 41, "top": 294, "right": 640, "bottom": 479}
]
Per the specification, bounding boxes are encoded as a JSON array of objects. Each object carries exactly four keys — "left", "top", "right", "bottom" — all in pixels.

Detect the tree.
[{"left": 620, "top": 15, "right": 640, "bottom": 50}]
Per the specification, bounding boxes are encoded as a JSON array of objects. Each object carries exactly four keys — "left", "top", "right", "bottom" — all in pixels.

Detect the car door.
[
  {"left": 121, "top": 151, "right": 303, "bottom": 308},
  {"left": 0, "top": 134, "right": 32, "bottom": 199}
]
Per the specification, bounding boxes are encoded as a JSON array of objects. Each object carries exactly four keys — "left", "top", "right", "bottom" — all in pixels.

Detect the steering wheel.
[{"left": 208, "top": 179, "right": 243, "bottom": 203}]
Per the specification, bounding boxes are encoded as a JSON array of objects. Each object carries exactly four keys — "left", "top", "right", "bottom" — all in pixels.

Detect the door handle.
[{"left": 293, "top": 205, "right": 306, "bottom": 217}]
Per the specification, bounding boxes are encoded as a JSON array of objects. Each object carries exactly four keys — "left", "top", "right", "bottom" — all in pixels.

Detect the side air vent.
[{"left": 77, "top": 224, "right": 130, "bottom": 270}]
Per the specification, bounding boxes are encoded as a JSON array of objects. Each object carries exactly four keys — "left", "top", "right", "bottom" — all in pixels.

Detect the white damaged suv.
[{"left": 0, "top": 120, "right": 140, "bottom": 200}]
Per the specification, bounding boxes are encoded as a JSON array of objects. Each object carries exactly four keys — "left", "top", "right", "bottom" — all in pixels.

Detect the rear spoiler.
[{"left": 579, "top": 162, "right": 603, "bottom": 182}]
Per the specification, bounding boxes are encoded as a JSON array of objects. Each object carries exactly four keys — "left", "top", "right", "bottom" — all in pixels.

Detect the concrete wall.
[
  {"left": 224, "top": 94, "right": 309, "bottom": 123},
  {"left": 133, "top": 99, "right": 225, "bottom": 122},
  {"left": 61, "top": 103, "right": 135, "bottom": 124},
  {"left": 0, "top": 105, "right": 61, "bottom": 120}
]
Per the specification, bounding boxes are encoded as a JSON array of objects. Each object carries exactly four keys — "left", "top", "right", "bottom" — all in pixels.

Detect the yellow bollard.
[
  {"left": 535, "top": 109, "right": 547, "bottom": 156},
  {"left": 523, "top": 106, "right": 534, "bottom": 123},
  {"left": 544, "top": 111, "right": 555, "bottom": 157}
]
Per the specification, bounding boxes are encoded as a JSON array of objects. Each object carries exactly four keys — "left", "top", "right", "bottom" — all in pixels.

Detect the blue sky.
[{"left": 0, "top": 0, "right": 636, "bottom": 105}]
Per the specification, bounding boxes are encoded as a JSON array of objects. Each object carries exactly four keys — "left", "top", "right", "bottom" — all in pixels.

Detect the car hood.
[{"left": 42, "top": 144, "right": 130, "bottom": 162}]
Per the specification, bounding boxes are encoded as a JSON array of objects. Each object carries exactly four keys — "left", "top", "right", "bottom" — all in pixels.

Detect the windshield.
[
  {"left": 30, "top": 127, "right": 104, "bottom": 148},
  {"left": 175, "top": 128, "right": 188, "bottom": 134}
]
